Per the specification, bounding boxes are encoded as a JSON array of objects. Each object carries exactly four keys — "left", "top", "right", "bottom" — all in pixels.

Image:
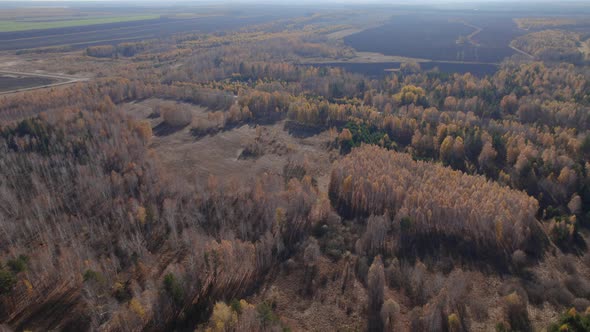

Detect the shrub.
[
  {"left": 256, "top": 301, "right": 278, "bottom": 328},
  {"left": 83, "top": 269, "right": 103, "bottom": 283},
  {"left": 0, "top": 269, "right": 17, "bottom": 294},
  {"left": 495, "top": 322, "right": 510, "bottom": 332},
  {"left": 560, "top": 255, "right": 578, "bottom": 275},
  {"left": 229, "top": 298, "right": 243, "bottom": 314},
  {"left": 448, "top": 313, "right": 461, "bottom": 332},
  {"left": 7, "top": 255, "right": 29, "bottom": 273},
  {"left": 468, "top": 296, "right": 489, "bottom": 320},
  {"left": 523, "top": 279, "right": 546, "bottom": 305},
  {"left": 548, "top": 308, "right": 590, "bottom": 332},
  {"left": 113, "top": 281, "right": 132, "bottom": 303},
  {"left": 129, "top": 298, "right": 146, "bottom": 319},
  {"left": 565, "top": 275, "right": 590, "bottom": 298},
  {"left": 572, "top": 298, "right": 590, "bottom": 312},
  {"left": 546, "top": 283, "right": 575, "bottom": 307},
  {"left": 511, "top": 250, "right": 527, "bottom": 270},
  {"left": 163, "top": 273, "right": 184, "bottom": 305},
  {"left": 550, "top": 216, "right": 577, "bottom": 247}
]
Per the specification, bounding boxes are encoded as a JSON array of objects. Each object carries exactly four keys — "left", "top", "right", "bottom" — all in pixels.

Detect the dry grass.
[{"left": 122, "top": 99, "right": 335, "bottom": 189}]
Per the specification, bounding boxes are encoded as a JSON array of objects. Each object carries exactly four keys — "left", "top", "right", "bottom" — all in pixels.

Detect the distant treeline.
[{"left": 85, "top": 41, "right": 152, "bottom": 58}]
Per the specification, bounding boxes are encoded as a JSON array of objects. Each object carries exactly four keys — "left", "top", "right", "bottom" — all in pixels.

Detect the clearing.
[{"left": 122, "top": 99, "right": 336, "bottom": 190}]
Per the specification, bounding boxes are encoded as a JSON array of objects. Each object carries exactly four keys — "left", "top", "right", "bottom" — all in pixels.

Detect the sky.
[
  {"left": 13, "top": 0, "right": 588, "bottom": 4},
  {"left": 3, "top": 0, "right": 590, "bottom": 6}
]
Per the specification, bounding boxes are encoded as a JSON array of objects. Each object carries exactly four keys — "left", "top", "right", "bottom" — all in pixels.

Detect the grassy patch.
[{"left": 0, "top": 15, "right": 160, "bottom": 32}]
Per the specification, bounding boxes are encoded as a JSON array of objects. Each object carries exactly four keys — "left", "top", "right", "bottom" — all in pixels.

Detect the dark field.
[
  {"left": 310, "top": 61, "right": 498, "bottom": 78},
  {"left": 0, "top": 14, "right": 283, "bottom": 51},
  {"left": 0, "top": 75, "right": 56, "bottom": 92},
  {"left": 344, "top": 13, "right": 521, "bottom": 63},
  {"left": 470, "top": 16, "right": 525, "bottom": 47}
]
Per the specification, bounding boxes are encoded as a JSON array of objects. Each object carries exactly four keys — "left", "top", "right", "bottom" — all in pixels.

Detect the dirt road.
[{"left": 509, "top": 45, "right": 534, "bottom": 59}]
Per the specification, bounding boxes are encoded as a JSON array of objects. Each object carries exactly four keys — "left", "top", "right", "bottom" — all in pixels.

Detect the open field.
[
  {"left": 344, "top": 16, "right": 475, "bottom": 62},
  {"left": 0, "top": 16, "right": 275, "bottom": 51},
  {"left": 344, "top": 13, "right": 523, "bottom": 63},
  {"left": 0, "top": 15, "right": 160, "bottom": 33},
  {"left": 0, "top": 74, "right": 54, "bottom": 93},
  {"left": 0, "top": 4, "right": 308, "bottom": 52},
  {"left": 0, "top": 70, "right": 86, "bottom": 94}
]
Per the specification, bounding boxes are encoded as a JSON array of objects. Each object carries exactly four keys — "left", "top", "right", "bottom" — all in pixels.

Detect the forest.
[{"left": 0, "top": 1, "right": 589, "bottom": 332}]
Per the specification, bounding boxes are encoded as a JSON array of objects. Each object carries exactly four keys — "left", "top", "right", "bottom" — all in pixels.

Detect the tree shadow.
[
  {"left": 284, "top": 120, "right": 326, "bottom": 138},
  {"left": 153, "top": 122, "right": 188, "bottom": 137}
]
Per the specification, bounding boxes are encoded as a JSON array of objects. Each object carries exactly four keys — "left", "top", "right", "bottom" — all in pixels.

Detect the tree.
[
  {"left": 444, "top": 96, "right": 458, "bottom": 111},
  {"left": 0, "top": 269, "right": 16, "bottom": 294},
  {"left": 393, "top": 85, "right": 427, "bottom": 107},
  {"left": 329, "top": 146, "right": 543, "bottom": 260},
  {"left": 517, "top": 103, "right": 541, "bottom": 123},
  {"left": 548, "top": 308, "right": 590, "bottom": 332},
  {"left": 163, "top": 273, "right": 184, "bottom": 306},
  {"left": 440, "top": 136, "right": 455, "bottom": 165},
  {"left": 448, "top": 313, "right": 461, "bottom": 332},
  {"left": 400, "top": 62, "right": 421, "bottom": 75},
  {"left": 368, "top": 255, "right": 385, "bottom": 331},
  {"left": 159, "top": 103, "right": 192, "bottom": 127},
  {"left": 478, "top": 141, "right": 498, "bottom": 175},
  {"left": 381, "top": 299, "right": 400, "bottom": 331},
  {"left": 504, "top": 292, "right": 531, "bottom": 332},
  {"left": 211, "top": 302, "right": 237, "bottom": 331},
  {"left": 358, "top": 215, "right": 388, "bottom": 257},
  {"left": 568, "top": 194, "right": 582, "bottom": 215},
  {"left": 303, "top": 239, "right": 320, "bottom": 296},
  {"left": 134, "top": 121, "right": 153, "bottom": 144},
  {"left": 500, "top": 94, "right": 518, "bottom": 114},
  {"left": 338, "top": 128, "right": 354, "bottom": 154},
  {"left": 257, "top": 302, "right": 278, "bottom": 329}
]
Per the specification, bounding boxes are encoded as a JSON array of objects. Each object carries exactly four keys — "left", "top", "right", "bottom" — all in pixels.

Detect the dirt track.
[{"left": 509, "top": 44, "right": 534, "bottom": 59}]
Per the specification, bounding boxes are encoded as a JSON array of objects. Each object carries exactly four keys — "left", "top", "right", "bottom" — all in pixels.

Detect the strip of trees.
[{"left": 329, "top": 145, "right": 546, "bottom": 263}]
